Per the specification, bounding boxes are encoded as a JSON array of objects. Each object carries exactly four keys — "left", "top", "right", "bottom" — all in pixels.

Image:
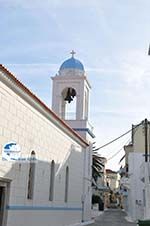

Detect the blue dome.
[{"left": 59, "top": 57, "right": 84, "bottom": 71}]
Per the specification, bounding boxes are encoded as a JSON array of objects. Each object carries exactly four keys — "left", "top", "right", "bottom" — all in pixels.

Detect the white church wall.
[{"left": 0, "top": 72, "right": 90, "bottom": 226}]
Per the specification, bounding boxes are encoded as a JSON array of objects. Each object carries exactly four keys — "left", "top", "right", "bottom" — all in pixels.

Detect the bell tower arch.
[
  {"left": 61, "top": 87, "right": 77, "bottom": 120},
  {"left": 51, "top": 51, "right": 95, "bottom": 141}
]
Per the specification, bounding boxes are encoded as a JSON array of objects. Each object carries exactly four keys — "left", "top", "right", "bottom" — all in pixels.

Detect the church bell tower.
[{"left": 51, "top": 51, "right": 95, "bottom": 142}]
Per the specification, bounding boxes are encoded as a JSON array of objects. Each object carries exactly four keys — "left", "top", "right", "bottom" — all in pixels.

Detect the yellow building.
[{"left": 106, "top": 169, "right": 120, "bottom": 191}]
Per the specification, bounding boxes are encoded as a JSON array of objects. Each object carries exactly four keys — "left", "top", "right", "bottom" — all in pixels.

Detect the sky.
[{"left": 1, "top": 0, "right": 150, "bottom": 170}]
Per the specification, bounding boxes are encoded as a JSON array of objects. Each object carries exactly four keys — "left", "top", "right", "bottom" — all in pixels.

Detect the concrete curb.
[
  {"left": 124, "top": 216, "right": 136, "bottom": 223},
  {"left": 70, "top": 220, "right": 94, "bottom": 226},
  {"left": 80, "top": 220, "right": 95, "bottom": 225}
]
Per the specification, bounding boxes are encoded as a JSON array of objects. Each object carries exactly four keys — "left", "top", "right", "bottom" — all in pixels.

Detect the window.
[
  {"left": 27, "top": 151, "right": 36, "bottom": 199},
  {"left": 49, "top": 160, "right": 55, "bottom": 201},
  {"left": 61, "top": 87, "right": 77, "bottom": 120},
  {"left": 64, "top": 166, "right": 69, "bottom": 202}
]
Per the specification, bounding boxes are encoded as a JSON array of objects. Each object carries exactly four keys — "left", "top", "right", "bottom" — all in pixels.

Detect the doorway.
[
  {"left": 0, "top": 186, "right": 5, "bottom": 225},
  {"left": 0, "top": 180, "right": 10, "bottom": 226}
]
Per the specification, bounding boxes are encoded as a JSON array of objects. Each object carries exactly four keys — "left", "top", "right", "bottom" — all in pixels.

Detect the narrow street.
[{"left": 90, "top": 209, "right": 137, "bottom": 226}]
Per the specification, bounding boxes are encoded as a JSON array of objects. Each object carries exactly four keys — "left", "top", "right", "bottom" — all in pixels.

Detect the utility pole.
[
  {"left": 145, "top": 118, "right": 148, "bottom": 162},
  {"left": 144, "top": 118, "right": 150, "bottom": 219}
]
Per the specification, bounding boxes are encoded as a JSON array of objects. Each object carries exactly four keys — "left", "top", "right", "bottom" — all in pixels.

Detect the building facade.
[
  {"left": 0, "top": 54, "right": 93, "bottom": 226},
  {"left": 106, "top": 169, "right": 119, "bottom": 191},
  {"left": 119, "top": 120, "right": 150, "bottom": 221}
]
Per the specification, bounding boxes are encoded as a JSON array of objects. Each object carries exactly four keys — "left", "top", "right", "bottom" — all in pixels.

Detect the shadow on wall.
[{"left": 0, "top": 145, "right": 85, "bottom": 226}]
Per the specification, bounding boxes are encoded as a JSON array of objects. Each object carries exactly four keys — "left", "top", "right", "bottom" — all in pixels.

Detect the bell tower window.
[{"left": 61, "top": 87, "right": 77, "bottom": 120}]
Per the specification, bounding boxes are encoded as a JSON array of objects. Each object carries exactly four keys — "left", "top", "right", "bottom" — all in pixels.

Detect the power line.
[
  {"left": 119, "top": 124, "right": 142, "bottom": 163},
  {"left": 95, "top": 122, "right": 142, "bottom": 151},
  {"left": 104, "top": 123, "right": 142, "bottom": 161},
  {"left": 104, "top": 133, "right": 131, "bottom": 157},
  {"left": 107, "top": 147, "right": 123, "bottom": 161},
  {"left": 107, "top": 138, "right": 131, "bottom": 161}
]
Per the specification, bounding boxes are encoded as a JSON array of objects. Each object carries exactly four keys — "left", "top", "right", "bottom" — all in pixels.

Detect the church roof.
[
  {"left": 0, "top": 64, "right": 88, "bottom": 147},
  {"left": 59, "top": 57, "right": 84, "bottom": 71},
  {"left": 59, "top": 51, "right": 84, "bottom": 72}
]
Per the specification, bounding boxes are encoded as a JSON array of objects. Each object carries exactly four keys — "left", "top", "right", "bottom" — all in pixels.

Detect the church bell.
[{"left": 64, "top": 88, "right": 73, "bottom": 103}]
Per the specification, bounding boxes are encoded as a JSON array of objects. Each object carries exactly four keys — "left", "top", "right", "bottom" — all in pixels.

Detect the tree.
[{"left": 92, "top": 146, "right": 105, "bottom": 186}]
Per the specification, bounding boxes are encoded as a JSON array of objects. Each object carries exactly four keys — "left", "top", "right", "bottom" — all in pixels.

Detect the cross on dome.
[
  {"left": 70, "top": 50, "right": 76, "bottom": 58},
  {"left": 59, "top": 51, "right": 84, "bottom": 71}
]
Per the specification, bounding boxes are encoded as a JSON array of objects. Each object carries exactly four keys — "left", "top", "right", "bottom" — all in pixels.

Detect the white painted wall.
[
  {"left": 127, "top": 153, "right": 144, "bottom": 221},
  {"left": 140, "top": 162, "right": 150, "bottom": 219},
  {"left": 0, "top": 69, "right": 91, "bottom": 226}
]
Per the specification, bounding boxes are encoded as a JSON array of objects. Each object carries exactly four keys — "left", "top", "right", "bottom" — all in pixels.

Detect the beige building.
[
  {"left": 106, "top": 169, "right": 120, "bottom": 191},
  {"left": 119, "top": 120, "right": 149, "bottom": 221},
  {"left": 123, "top": 121, "right": 146, "bottom": 166}
]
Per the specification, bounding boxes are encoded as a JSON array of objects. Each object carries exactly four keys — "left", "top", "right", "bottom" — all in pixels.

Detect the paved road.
[{"left": 89, "top": 209, "right": 137, "bottom": 226}]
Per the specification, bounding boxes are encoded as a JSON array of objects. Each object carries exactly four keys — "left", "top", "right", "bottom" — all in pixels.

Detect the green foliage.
[
  {"left": 92, "top": 194, "right": 100, "bottom": 204},
  {"left": 92, "top": 147, "right": 104, "bottom": 184}
]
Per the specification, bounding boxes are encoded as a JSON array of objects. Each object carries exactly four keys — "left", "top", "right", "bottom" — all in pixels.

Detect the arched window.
[
  {"left": 64, "top": 166, "right": 69, "bottom": 202},
  {"left": 27, "top": 151, "right": 36, "bottom": 199},
  {"left": 61, "top": 87, "right": 77, "bottom": 120},
  {"left": 49, "top": 160, "right": 55, "bottom": 201}
]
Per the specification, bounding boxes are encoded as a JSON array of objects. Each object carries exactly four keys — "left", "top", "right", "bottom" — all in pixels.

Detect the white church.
[{"left": 0, "top": 51, "right": 95, "bottom": 226}]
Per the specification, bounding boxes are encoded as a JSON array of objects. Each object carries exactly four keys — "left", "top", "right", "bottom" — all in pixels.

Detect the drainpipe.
[
  {"left": 82, "top": 146, "right": 86, "bottom": 223},
  {"left": 145, "top": 119, "right": 148, "bottom": 162},
  {"left": 81, "top": 143, "right": 93, "bottom": 223},
  {"left": 144, "top": 118, "right": 150, "bottom": 218}
]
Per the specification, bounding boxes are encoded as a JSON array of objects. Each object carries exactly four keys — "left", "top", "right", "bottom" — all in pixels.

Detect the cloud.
[
  {"left": 2, "top": 0, "right": 150, "bottom": 171},
  {"left": 119, "top": 49, "right": 150, "bottom": 87},
  {"left": 0, "top": 0, "right": 101, "bottom": 9}
]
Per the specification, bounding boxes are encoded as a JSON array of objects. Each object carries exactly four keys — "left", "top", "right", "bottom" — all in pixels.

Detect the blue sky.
[{"left": 1, "top": 0, "right": 150, "bottom": 170}]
